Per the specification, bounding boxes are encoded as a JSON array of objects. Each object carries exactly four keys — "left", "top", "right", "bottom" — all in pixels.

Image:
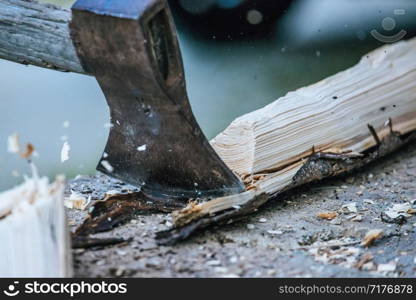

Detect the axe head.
[{"left": 70, "top": 0, "right": 244, "bottom": 199}]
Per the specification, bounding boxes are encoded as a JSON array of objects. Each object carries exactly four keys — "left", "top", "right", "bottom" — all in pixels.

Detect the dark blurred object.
[{"left": 168, "top": 0, "right": 294, "bottom": 40}]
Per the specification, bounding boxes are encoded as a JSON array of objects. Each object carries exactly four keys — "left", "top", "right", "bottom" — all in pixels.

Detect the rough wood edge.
[
  {"left": 0, "top": 175, "right": 72, "bottom": 277},
  {"left": 157, "top": 130, "right": 416, "bottom": 245}
]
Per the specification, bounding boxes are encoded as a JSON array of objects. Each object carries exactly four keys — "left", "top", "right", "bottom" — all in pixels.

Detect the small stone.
[
  {"left": 246, "top": 224, "right": 255, "bottom": 230},
  {"left": 298, "top": 233, "right": 317, "bottom": 246},
  {"left": 363, "top": 199, "right": 375, "bottom": 205},
  {"left": 267, "top": 230, "right": 283, "bottom": 236},
  {"left": 116, "top": 249, "right": 127, "bottom": 256},
  {"left": 377, "top": 262, "right": 396, "bottom": 273},
  {"left": 258, "top": 218, "right": 267, "bottom": 223},
  {"left": 96, "top": 260, "right": 105, "bottom": 266},
  {"left": 229, "top": 256, "right": 238, "bottom": 263},
  {"left": 115, "top": 267, "right": 125, "bottom": 277},
  {"left": 352, "top": 215, "right": 363, "bottom": 222},
  {"left": 206, "top": 260, "right": 221, "bottom": 266},
  {"left": 330, "top": 218, "right": 342, "bottom": 225},
  {"left": 214, "top": 267, "right": 228, "bottom": 273},
  {"left": 341, "top": 202, "right": 358, "bottom": 213},
  {"left": 362, "top": 262, "right": 375, "bottom": 271}
]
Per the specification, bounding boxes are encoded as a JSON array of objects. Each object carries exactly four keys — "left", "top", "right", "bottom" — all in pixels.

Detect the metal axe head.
[{"left": 69, "top": 0, "right": 244, "bottom": 199}]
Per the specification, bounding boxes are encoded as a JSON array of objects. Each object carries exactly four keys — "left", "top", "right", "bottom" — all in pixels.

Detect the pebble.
[
  {"left": 363, "top": 199, "right": 375, "bottom": 205},
  {"left": 377, "top": 262, "right": 396, "bottom": 273},
  {"left": 115, "top": 267, "right": 125, "bottom": 277},
  {"left": 214, "top": 267, "right": 228, "bottom": 273},
  {"left": 116, "top": 249, "right": 127, "bottom": 256},
  {"left": 206, "top": 260, "right": 221, "bottom": 266},
  {"left": 247, "top": 224, "right": 255, "bottom": 230},
  {"left": 352, "top": 215, "right": 363, "bottom": 222},
  {"left": 230, "top": 256, "right": 238, "bottom": 263},
  {"left": 341, "top": 202, "right": 358, "bottom": 213},
  {"left": 267, "top": 230, "right": 283, "bottom": 235},
  {"left": 330, "top": 218, "right": 342, "bottom": 225},
  {"left": 96, "top": 260, "right": 105, "bottom": 266}
]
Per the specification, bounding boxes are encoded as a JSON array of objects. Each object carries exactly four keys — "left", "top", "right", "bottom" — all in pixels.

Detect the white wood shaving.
[
  {"left": 60, "top": 141, "right": 71, "bottom": 163},
  {"left": 101, "top": 160, "right": 114, "bottom": 173},
  {"left": 7, "top": 133, "right": 20, "bottom": 153},
  {"left": 137, "top": 144, "right": 147, "bottom": 151},
  {"left": 64, "top": 191, "right": 90, "bottom": 210}
]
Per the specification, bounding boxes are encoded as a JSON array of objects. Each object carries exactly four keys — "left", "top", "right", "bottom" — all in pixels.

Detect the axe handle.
[{"left": 0, "top": 0, "right": 87, "bottom": 74}]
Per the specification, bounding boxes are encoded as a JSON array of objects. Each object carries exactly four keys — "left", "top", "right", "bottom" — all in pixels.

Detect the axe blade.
[{"left": 70, "top": 0, "right": 245, "bottom": 199}]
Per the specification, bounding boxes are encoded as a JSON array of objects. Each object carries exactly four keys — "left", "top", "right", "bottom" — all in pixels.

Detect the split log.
[
  {"left": 158, "top": 38, "right": 416, "bottom": 244},
  {"left": 0, "top": 175, "right": 72, "bottom": 277}
]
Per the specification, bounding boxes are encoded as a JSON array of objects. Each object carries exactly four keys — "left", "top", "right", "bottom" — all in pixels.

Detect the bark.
[{"left": 0, "top": 0, "right": 85, "bottom": 73}]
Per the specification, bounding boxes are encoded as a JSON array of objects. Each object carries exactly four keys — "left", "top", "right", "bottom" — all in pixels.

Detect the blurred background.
[{"left": 1, "top": 0, "right": 416, "bottom": 190}]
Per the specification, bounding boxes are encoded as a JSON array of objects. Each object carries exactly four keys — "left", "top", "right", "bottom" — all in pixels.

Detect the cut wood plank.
[
  {"left": 162, "top": 38, "right": 416, "bottom": 243},
  {"left": 0, "top": 0, "right": 84, "bottom": 73},
  {"left": 0, "top": 175, "right": 72, "bottom": 277}
]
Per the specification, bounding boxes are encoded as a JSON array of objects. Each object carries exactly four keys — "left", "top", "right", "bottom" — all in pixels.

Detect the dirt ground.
[{"left": 67, "top": 142, "right": 416, "bottom": 278}]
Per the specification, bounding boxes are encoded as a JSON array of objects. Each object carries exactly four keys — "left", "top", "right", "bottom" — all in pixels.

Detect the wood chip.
[
  {"left": 355, "top": 252, "right": 374, "bottom": 270},
  {"left": 317, "top": 211, "right": 338, "bottom": 220},
  {"left": 7, "top": 133, "right": 20, "bottom": 153},
  {"left": 64, "top": 191, "right": 90, "bottom": 210},
  {"left": 20, "top": 143, "right": 35, "bottom": 159},
  {"left": 137, "top": 144, "right": 147, "bottom": 151},
  {"left": 60, "top": 141, "right": 71, "bottom": 163},
  {"left": 362, "top": 229, "right": 383, "bottom": 247},
  {"left": 100, "top": 160, "right": 114, "bottom": 173}
]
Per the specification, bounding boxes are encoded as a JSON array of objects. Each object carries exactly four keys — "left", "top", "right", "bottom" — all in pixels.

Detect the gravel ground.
[{"left": 68, "top": 142, "right": 416, "bottom": 278}]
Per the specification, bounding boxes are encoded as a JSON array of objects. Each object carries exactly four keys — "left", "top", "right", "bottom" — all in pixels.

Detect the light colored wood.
[
  {"left": 212, "top": 38, "right": 416, "bottom": 192},
  {"left": 0, "top": 0, "right": 85, "bottom": 73},
  {"left": 0, "top": 174, "right": 72, "bottom": 277},
  {"left": 174, "top": 38, "right": 416, "bottom": 225}
]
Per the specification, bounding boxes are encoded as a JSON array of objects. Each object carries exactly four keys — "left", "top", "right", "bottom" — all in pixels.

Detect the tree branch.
[{"left": 0, "top": 0, "right": 87, "bottom": 74}]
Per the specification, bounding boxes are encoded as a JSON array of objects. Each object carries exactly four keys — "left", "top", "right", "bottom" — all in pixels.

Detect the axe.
[{"left": 69, "top": 0, "right": 245, "bottom": 199}]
